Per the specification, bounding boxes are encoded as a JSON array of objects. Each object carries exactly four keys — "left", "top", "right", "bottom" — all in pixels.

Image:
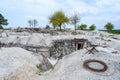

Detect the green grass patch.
[{"left": 100, "top": 30, "right": 120, "bottom": 34}]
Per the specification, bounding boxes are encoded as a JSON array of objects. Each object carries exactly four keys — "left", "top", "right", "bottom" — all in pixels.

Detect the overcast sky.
[{"left": 0, "top": 0, "right": 120, "bottom": 29}]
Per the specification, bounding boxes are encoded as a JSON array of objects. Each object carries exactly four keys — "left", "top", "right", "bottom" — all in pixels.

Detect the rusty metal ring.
[{"left": 83, "top": 59, "right": 108, "bottom": 72}]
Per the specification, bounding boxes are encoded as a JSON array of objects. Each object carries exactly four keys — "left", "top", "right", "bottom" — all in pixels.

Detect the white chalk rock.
[{"left": 0, "top": 47, "right": 40, "bottom": 80}]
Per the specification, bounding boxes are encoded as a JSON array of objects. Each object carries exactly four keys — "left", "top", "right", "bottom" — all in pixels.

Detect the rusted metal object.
[{"left": 83, "top": 59, "right": 108, "bottom": 72}]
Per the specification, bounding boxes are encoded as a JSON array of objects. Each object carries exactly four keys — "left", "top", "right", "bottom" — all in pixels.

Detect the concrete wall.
[{"left": 49, "top": 39, "right": 89, "bottom": 59}]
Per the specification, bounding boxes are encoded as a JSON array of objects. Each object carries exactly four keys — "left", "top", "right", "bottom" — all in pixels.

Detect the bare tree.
[
  {"left": 70, "top": 14, "right": 80, "bottom": 33},
  {"left": 28, "top": 19, "right": 38, "bottom": 28},
  {"left": 33, "top": 19, "right": 38, "bottom": 28},
  {"left": 28, "top": 19, "right": 38, "bottom": 34},
  {"left": 28, "top": 20, "right": 33, "bottom": 28}
]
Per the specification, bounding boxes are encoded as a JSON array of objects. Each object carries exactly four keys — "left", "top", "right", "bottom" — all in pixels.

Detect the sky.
[{"left": 0, "top": 0, "right": 120, "bottom": 30}]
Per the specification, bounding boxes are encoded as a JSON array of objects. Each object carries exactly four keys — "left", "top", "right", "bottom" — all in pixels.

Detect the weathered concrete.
[{"left": 49, "top": 39, "right": 89, "bottom": 58}]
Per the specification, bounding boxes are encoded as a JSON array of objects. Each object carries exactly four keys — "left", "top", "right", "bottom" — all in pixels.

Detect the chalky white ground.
[
  {"left": 0, "top": 30, "right": 120, "bottom": 80},
  {"left": 45, "top": 48, "right": 120, "bottom": 80},
  {"left": 0, "top": 47, "right": 41, "bottom": 80},
  {"left": 1, "top": 31, "right": 120, "bottom": 49}
]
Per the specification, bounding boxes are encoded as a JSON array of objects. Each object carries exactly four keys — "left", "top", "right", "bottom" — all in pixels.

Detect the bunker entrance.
[
  {"left": 74, "top": 38, "right": 88, "bottom": 50},
  {"left": 50, "top": 38, "right": 88, "bottom": 59},
  {"left": 77, "top": 43, "right": 83, "bottom": 50}
]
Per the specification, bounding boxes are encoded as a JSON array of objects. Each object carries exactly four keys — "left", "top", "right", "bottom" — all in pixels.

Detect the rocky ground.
[{"left": 0, "top": 30, "right": 120, "bottom": 80}]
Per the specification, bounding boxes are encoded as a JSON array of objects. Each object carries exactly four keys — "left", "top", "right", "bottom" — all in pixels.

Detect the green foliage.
[
  {"left": 77, "top": 24, "right": 87, "bottom": 30},
  {"left": 0, "top": 25, "right": 3, "bottom": 29},
  {"left": 0, "top": 13, "right": 8, "bottom": 29},
  {"left": 107, "top": 30, "right": 120, "bottom": 34},
  {"left": 100, "top": 30, "right": 120, "bottom": 34},
  {"left": 70, "top": 14, "right": 80, "bottom": 32},
  {"left": 89, "top": 24, "right": 96, "bottom": 30},
  {"left": 45, "top": 25, "right": 50, "bottom": 29},
  {"left": 36, "top": 64, "right": 43, "bottom": 75},
  {"left": 49, "top": 11, "right": 69, "bottom": 31},
  {"left": 104, "top": 22, "right": 114, "bottom": 31}
]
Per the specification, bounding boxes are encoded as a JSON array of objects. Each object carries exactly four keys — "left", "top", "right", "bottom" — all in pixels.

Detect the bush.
[
  {"left": 77, "top": 24, "right": 87, "bottom": 30},
  {"left": 104, "top": 22, "right": 114, "bottom": 30},
  {"left": 0, "top": 25, "right": 3, "bottom": 29},
  {"left": 100, "top": 30, "right": 120, "bottom": 34},
  {"left": 45, "top": 25, "right": 50, "bottom": 29},
  {"left": 89, "top": 24, "right": 96, "bottom": 30}
]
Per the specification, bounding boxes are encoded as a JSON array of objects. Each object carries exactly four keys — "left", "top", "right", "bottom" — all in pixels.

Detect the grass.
[
  {"left": 36, "top": 64, "right": 43, "bottom": 75},
  {"left": 100, "top": 30, "right": 120, "bottom": 34}
]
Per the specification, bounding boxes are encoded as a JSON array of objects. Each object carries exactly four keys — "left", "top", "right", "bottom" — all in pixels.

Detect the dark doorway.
[{"left": 77, "top": 43, "right": 82, "bottom": 50}]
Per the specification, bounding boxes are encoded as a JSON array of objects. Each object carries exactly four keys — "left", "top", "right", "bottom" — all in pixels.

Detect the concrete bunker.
[
  {"left": 0, "top": 37, "right": 89, "bottom": 59},
  {"left": 73, "top": 38, "right": 88, "bottom": 50},
  {"left": 50, "top": 38, "right": 89, "bottom": 58}
]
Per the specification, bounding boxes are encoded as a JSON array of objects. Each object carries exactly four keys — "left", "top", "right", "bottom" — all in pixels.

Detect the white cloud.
[{"left": 0, "top": 0, "right": 120, "bottom": 29}]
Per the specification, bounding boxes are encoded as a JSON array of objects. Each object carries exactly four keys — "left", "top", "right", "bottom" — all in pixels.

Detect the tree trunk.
[
  {"left": 75, "top": 24, "right": 76, "bottom": 33},
  {"left": 53, "top": 26, "right": 55, "bottom": 29},
  {"left": 59, "top": 24, "right": 62, "bottom": 31}
]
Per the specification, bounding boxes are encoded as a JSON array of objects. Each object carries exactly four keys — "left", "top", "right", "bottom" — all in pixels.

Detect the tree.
[
  {"left": 77, "top": 24, "right": 87, "bottom": 30},
  {"left": 33, "top": 19, "right": 38, "bottom": 28},
  {"left": 45, "top": 25, "right": 50, "bottom": 29},
  {"left": 28, "top": 20, "right": 33, "bottom": 28},
  {"left": 0, "top": 13, "right": 8, "bottom": 29},
  {"left": 49, "top": 15, "right": 58, "bottom": 29},
  {"left": 104, "top": 22, "right": 114, "bottom": 30},
  {"left": 49, "top": 11, "right": 69, "bottom": 31},
  {"left": 89, "top": 24, "right": 96, "bottom": 30},
  {"left": 28, "top": 19, "right": 38, "bottom": 28},
  {"left": 70, "top": 14, "right": 80, "bottom": 32},
  {"left": 0, "top": 25, "right": 3, "bottom": 29}
]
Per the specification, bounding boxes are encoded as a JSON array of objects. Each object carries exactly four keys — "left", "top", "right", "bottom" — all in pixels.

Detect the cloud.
[{"left": 0, "top": 0, "right": 120, "bottom": 29}]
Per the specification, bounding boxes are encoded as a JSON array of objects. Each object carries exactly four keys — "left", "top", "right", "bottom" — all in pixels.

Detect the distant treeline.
[{"left": 100, "top": 30, "right": 120, "bottom": 34}]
